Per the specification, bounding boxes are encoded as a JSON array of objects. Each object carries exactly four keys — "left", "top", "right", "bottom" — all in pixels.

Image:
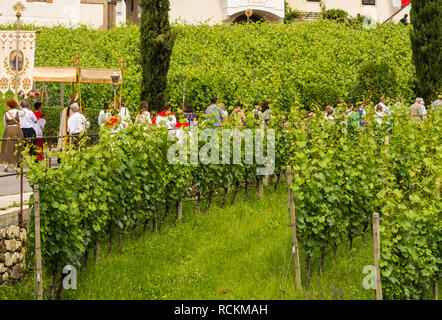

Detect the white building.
[
  {"left": 0, "top": 0, "right": 410, "bottom": 29},
  {"left": 129, "top": 0, "right": 411, "bottom": 25},
  {"left": 0, "top": 0, "right": 126, "bottom": 29}
]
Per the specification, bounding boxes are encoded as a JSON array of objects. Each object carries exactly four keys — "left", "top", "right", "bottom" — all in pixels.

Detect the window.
[{"left": 362, "top": 0, "right": 376, "bottom": 5}]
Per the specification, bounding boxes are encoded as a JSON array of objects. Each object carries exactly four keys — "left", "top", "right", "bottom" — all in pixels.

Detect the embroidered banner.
[{"left": 0, "top": 31, "right": 36, "bottom": 97}]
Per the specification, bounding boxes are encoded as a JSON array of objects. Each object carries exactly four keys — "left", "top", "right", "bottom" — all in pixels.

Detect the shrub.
[
  {"left": 284, "top": 1, "right": 302, "bottom": 24},
  {"left": 322, "top": 9, "right": 349, "bottom": 23},
  {"left": 351, "top": 61, "right": 399, "bottom": 104}
]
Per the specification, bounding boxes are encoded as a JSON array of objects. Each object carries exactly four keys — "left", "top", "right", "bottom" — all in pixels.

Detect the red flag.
[{"left": 402, "top": 0, "right": 411, "bottom": 6}]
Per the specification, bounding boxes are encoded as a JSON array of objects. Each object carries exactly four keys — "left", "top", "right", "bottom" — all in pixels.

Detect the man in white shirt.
[
  {"left": 67, "top": 103, "right": 90, "bottom": 149},
  {"left": 19, "top": 100, "right": 38, "bottom": 156}
]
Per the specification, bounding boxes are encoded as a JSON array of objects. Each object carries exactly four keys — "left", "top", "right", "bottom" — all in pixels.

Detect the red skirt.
[{"left": 36, "top": 138, "right": 44, "bottom": 161}]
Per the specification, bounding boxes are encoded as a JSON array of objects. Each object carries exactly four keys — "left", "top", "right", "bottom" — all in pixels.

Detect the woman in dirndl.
[{"left": 0, "top": 99, "right": 25, "bottom": 172}]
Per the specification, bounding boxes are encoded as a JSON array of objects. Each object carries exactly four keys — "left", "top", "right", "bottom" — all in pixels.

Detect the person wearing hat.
[
  {"left": 0, "top": 99, "right": 25, "bottom": 172},
  {"left": 431, "top": 95, "right": 442, "bottom": 112}
]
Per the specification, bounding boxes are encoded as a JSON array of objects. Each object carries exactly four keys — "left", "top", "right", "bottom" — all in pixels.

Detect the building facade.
[
  {"left": 128, "top": 0, "right": 410, "bottom": 25},
  {"left": 0, "top": 0, "right": 126, "bottom": 29},
  {"left": 0, "top": 0, "right": 410, "bottom": 29}
]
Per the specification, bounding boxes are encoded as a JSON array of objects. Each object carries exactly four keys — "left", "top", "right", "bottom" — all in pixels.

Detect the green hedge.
[
  {"left": 1, "top": 20, "right": 414, "bottom": 113},
  {"left": 42, "top": 106, "right": 101, "bottom": 137}
]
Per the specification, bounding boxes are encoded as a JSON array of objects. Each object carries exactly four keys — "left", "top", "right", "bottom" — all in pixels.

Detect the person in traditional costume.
[
  {"left": 135, "top": 101, "right": 152, "bottom": 125},
  {"left": 57, "top": 100, "right": 76, "bottom": 152},
  {"left": 118, "top": 99, "right": 132, "bottom": 129},
  {"left": 98, "top": 101, "right": 112, "bottom": 127},
  {"left": 19, "top": 100, "right": 37, "bottom": 157},
  {"left": 33, "top": 102, "right": 46, "bottom": 162},
  {"left": 156, "top": 103, "right": 177, "bottom": 130},
  {"left": 0, "top": 99, "right": 25, "bottom": 172}
]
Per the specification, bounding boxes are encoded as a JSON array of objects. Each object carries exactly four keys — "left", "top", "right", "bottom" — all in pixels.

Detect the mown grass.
[{"left": 1, "top": 182, "right": 388, "bottom": 300}]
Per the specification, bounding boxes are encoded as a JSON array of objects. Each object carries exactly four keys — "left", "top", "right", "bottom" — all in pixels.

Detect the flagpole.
[{"left": 14, "top": 3, "right": 24, "bottom": 101}]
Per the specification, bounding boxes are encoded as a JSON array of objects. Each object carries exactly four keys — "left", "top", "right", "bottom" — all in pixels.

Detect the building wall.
[
  {"left": 287, "top": 0, "right": 410, "bottom": 23},
  {"left": 0, "top": 0, "right": 119, "bottom": 29},
  {"left": 169, "top": 0, "right": 224, "bottom": 25},
  {"left": 0, "top": 0, "right": 82, "bottom": 26},
  {"left": 80, "top": 3, "right": 105, "bottom": 28},
  {"left": 126, "top": 0, "right": 141, "bottom": 24},
  {"left": 116, "top": 0, "right": 127, "bottom": 26},
  {"left": 0, "top": 0, "right": 411, "bottom": 28}
]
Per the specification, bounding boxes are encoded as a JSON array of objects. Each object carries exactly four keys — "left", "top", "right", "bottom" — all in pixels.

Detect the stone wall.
[{"left": 0, "top": 225, "right": 27, "bottom": 285}]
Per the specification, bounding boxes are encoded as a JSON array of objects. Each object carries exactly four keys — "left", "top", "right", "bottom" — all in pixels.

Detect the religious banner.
[{"left": 0, "top": 31, "right": 36, "bottom": 98}]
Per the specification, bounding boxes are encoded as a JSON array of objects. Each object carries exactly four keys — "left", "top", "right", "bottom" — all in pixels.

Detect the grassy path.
[
  {"left": 2, "top": 185, "right": 380, "bottom": 300},
  {"left": 61, "top": 186, "right": 374, "bottom": 300}
]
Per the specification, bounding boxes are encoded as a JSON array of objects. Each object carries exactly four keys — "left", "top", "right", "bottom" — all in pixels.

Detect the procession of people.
[{"left": 0, "top": 93, "right": 440, "bottom": 171}]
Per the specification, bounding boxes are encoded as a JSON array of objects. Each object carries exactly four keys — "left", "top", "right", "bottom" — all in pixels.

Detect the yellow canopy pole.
[
  {"left": 119, "top": 57, "right": 125, "bottom": 106},
  {"left": 69, "top": 56, "right": 77, "bottom": 100},
  {"left": 74, "top": 53, "right": 83, "bottom": 112}
]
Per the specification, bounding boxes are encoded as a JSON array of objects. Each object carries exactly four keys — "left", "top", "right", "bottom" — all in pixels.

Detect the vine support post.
[
  {"left": 373, "top": 212, "right": 382, "bottom": 300},
  {"left": 19, "top": 166, "right": 23, "bottom": 227},
  {"left": 176, "top": 200, "right": 183, "bottom": 221},
  {"left": 286, "top": 166, "right": 302, "bottom": 291},
  {"left": 435, "top": 178, "right": 440, "bottom": 300},
  {"left": 258, "top": 178, "right": 264, "bottom": 200},
  {"left": 34, "top": 184, "right": 43, "bottom": 300},
  {"left": 60, "top": 83, "right": 64, "bottom": 107},
  {"left": 94, "top": 241, "right": 100, "bottom": 264}
]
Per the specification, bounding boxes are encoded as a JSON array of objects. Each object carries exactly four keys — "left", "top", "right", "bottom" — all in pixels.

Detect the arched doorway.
[{"left": 233, "top": 13, "right": 265, "bottom": 24}]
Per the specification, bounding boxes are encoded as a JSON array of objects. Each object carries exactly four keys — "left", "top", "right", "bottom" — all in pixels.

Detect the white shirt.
[
  {"left": 375, "top": 111, "right": 385, "bottom": 125},
  {"left": 19, "top": 108, "right": 37, "bottom": 129},
  {"left": 98, "top": 110, "right": 111, "bottom": 127},
  {"left": 4, "top": 109, "right": 25, "bottom": 127},
  {"left": 35, "top": 118, "right": 46, "bottom": 137},
  {"left": 420, "top": 104, "right": 427, "bottom": 119},
  {"left": 119, "top": 107, "right": 132, "bottom": 128},
  {"left": 156, "top": 111, "right": 177, "bottom": 130},
  {"left": 135, "top": 111, "right": 152, "bottom": 125},
  {"left": 67, "top": 112, "right": 90, "bottom": 134}
]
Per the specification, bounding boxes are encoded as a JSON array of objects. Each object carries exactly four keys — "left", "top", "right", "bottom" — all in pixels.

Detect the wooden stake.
[
  {"left": 373, "top": 212, "right": 382, "bottom": 300},
  {"left": 435, "top": 178, "right": 440, "bottom": 300},
  {"left": 176, "top": 200, "right": 183, "bottom": 220},
  {"left": 286, "top": 166, "right": 302, "bottom": 291},
  {"left": 258, "top": 178, "right": 264, "bottom": 200},
  {"left": 34, "top": 185, "right": 43, "bottom": 300},
  {"left": 94, "top": 240, "right": 100, "bottom": 264},
  {"left": 119, "top": 57, "right": 125, "bottom": 105},
  {"left": 60, "top": 83, "right": 64, "bottom": 107}
]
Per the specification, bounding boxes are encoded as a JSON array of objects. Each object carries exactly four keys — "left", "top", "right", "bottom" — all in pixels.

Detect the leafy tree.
[
  {"left": 140, "top": 0, "right": 175, "bottom": 111},
  {"left": 410, "top": 0, "right": 442, "bottom": 101}
]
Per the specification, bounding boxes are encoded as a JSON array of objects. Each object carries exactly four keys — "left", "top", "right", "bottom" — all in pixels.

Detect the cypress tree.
[
  {"left": 410, "top": 0, "right": 442, "bottom": 101},
  {"left": 140, "top": 0, "right": 175, "bottom": 111}
]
